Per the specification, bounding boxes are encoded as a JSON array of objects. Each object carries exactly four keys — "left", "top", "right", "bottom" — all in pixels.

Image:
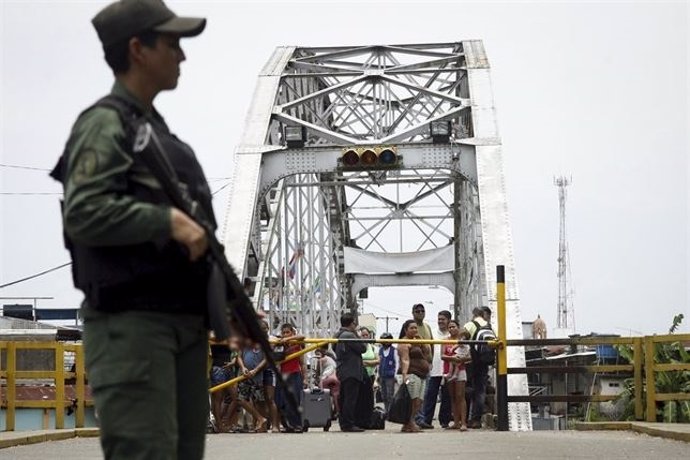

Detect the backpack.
[{"left": 471, "top": 320, "right": 496, "bottom": 366}]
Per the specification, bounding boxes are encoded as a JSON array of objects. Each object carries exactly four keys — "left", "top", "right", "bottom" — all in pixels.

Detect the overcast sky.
[{"left": 0, "top": 1, "right": 688, "bottom": 337}]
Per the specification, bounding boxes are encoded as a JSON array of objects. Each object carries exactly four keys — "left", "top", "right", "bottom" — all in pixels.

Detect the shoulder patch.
[{"left": 72, "top": 149, "right": 99, "bottom": 185}]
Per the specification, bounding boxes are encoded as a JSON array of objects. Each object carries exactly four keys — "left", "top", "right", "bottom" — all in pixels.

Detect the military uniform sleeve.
[{"left": 63, "top": 107, "right": 171, "bottom": 246}]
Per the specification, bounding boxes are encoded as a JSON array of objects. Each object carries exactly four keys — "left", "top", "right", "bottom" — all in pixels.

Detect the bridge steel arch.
[{"left": 222, "top": 41, "right": 532, "bottom": 430}]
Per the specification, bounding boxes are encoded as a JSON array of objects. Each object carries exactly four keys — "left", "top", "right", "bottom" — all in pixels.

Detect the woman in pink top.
[{"left": 442, "top": 320, "right": 471, "bottom": 431}]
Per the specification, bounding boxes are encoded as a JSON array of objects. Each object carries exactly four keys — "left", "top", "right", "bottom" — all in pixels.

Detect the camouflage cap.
[{"left": 92, "top": 0, "right": 206, "bottom": 47}]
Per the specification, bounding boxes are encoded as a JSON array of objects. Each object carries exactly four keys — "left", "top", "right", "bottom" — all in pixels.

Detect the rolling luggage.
[{"left": 301, "top": 387, "right": 333, "bottom": 432}]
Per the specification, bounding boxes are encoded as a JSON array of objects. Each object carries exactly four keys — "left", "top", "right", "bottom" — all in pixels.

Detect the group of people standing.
[
  {"left": 405, "top": 304, "right": 494, "bottom": 432},
  {"left": 209, "top": 303, "right": 494, "bottom": 434},
  {"left": 209, "top": 321, "right": 307, "bottom": 433},
  {"left": 329, "top": 304, "right": 495, "bottom": 433}
]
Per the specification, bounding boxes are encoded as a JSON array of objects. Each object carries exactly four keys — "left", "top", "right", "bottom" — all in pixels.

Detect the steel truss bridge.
[{"left": 222, "top": 41, "right": 532, "bottom": 430}]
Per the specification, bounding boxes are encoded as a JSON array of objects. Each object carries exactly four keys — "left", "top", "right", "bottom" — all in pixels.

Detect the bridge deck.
[{"left": 2, "top": 424, "right": 688, "bottom": 459}]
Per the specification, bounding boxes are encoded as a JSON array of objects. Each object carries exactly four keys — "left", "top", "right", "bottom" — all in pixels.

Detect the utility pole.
[
  {"left": 554, "top": 176, "right": 575, "bottom": 331},
  {"left": 376, "top": 315, "right": 399, "bottom": 334}
]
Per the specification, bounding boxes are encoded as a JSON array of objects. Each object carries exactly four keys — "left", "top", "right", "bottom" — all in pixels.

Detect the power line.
[
  {"left": 1, "top": 164, "right": 233, "bottom": 182},
  {"left": 364, "top": 300, "right": 407, "bottom": 318},
  {"left": 0, "top": 262, "right": 72, "bottom": 289},
  {"left": 1, "top": 181, "right": 231, "bottom": 287},
  {"left": 1, "top": 182, "right": 231, "bottom": 288},
  {"left": 0, "top": 163, "right": 51, "bottom": 172},
  {"left": 0, "top": 192, "right": 62, "bottom": 195},
  {"left": 1, "top": 181, "right": 232, "bottom": 196},
  {"left": 212, "top": 181, "right": 232, "bottom": 196}
]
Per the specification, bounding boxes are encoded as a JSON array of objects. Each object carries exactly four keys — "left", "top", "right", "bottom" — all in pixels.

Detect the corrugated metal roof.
[
  {"left": 0, "top": 316, "right": 82, "bottom": 340},
  {"left": 0, "top": 385, "right": 93, "bottom": 401},
  {"left": 545, "top": 351, "right": 597, "bottom": 361},
  {"left": 0, "top": 316, "right": 56, "bottom": 330}
]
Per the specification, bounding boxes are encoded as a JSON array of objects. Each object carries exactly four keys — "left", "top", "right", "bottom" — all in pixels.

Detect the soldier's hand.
[{"left": 170, "top": 207, "right": 208, "bottom": 261}]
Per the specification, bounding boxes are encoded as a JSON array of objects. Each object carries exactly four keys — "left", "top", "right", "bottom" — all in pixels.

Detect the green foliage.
[
  {"left": 614, "top": 314, "right": 690, "bottom": 423},
  {"left": 612, "top": 377, "right": 638, "bottom": 421},
  {"left": 669, "top": 314, "right": 684, "bottom": 333}
]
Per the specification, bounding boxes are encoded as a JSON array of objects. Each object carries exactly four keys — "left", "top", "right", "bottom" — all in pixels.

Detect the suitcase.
[{"left": 301, "top": 388, "right": 333, "bottom": 432}]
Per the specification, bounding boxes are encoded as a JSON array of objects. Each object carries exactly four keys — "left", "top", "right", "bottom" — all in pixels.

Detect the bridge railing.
[
  {"left": 0, "top": 341, "right": 91, "bottom": 431},
  {"left": 2, "top": 315, "right": 688, "bottom": 431},
  {"left": 493, "top": 265, "right": 690, "bottom": 427},
  {"left": 504, "top": 336, "right": 642, "bottom": 417},
  {"left": 499, "top": 335, "right": 690, "bottom": 423},
  {"left": 643, "top": 334, "right": 690, "bottom": 422}
]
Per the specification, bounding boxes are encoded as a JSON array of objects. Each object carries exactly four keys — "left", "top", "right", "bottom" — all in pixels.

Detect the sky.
[{"left": 0, "top": 1, "right": 688, "bottom": 338}]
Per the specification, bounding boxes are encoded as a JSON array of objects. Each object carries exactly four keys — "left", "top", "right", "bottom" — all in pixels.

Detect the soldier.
[{"left": 50, "top": 1, "right": 212, "bottom": 458}]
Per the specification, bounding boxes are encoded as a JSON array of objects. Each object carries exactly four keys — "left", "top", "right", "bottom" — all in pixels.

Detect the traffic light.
[{"left": 340, "top": 146, "right": 400, "bottom": 169}]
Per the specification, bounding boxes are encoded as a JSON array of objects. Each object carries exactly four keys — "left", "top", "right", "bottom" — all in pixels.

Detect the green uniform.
[
  {"left": 63, "top": 82, "right": 170, "bottom": 246},
  {"left": 84, "top": 309, "right": 207, "bottom": 459},
  {"left": 61, "top": 81, "right": 209, "bottom": 460}
]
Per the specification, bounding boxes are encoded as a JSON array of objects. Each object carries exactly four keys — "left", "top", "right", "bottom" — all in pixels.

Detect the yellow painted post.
[
  {"left": 42, "top": 409, "right": 50, "bottom": 429},
  {"left": 55, "top": 342, "right": 65, "bottom": 429},
  {"left": 6, "top": 342, "right": 17, "bottom": 431},
  {"left": 633, "top": 337, "right": 643, "bottom": 420},
  {"left": 496, "top": 265, "right": 508, "bottom": 431},
  {"left": 75, "top": 344, "right": 85, "bottom": 428},
  {"left": 644, "top": 336, "right": 656, "bottom": 422}
]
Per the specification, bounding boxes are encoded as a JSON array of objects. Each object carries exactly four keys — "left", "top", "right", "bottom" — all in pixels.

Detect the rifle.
[{"left": 132, "top": 122, "right": 301, "bottom": 420}]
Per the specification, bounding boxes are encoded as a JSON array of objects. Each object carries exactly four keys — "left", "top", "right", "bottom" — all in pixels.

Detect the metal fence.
[
  {"left": 497, "top": 334, "right": 690, "bottom": 423},
  {"left": 1, "top": 316, "right": 688, "bottom": 430},
  {"left": 0, "top": 341, "right": 90, "bottom": 430}
]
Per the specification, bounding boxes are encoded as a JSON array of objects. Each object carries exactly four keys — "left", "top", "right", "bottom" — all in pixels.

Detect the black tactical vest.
[{"left": 51, "top": 95, "right": 215, "bottom": 314}]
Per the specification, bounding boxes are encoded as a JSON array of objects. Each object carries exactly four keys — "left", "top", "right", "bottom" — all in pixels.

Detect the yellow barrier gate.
[{"left": 1, "top": 341, "right": 91, "bottom": 431}]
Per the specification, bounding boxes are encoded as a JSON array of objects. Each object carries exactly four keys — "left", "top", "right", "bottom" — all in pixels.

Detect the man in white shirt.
[{"left": 416, "top": 310, "right": 452, "bottom": 429}]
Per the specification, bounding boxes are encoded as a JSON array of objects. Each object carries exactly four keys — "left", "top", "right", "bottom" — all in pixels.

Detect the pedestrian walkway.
[{"left": 1, "top": 424, "right": 688, "bottom": 459}]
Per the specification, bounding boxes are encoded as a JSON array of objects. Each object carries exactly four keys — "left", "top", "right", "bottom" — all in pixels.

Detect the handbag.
[{"left": 387, "top": 382, "right": 412, "bottom": 424}]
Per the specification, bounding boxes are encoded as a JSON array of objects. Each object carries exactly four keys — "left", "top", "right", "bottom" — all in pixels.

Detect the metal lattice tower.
[
  {"left": 222, "top": 41, "right": 532, "bottom": 430},
  {"left": 554, "top": 176, "right": 574, "bottom": 330}
]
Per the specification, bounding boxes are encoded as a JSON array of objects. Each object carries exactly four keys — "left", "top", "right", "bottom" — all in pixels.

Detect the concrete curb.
[
  {"left": 632, "top": 423, "right": 690, "bottom": 443},
  {"left": 0, "top": 428, "right": 100, "bottom": 449},
  {"left": 574, "top": 422, "right": 631, "bottom": 431},
  {"left": 76, "top": 428, "right": 100, "bottom": 438},
  {"left": 575, "top": 422, "right": 690, "bottom": 443}
]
